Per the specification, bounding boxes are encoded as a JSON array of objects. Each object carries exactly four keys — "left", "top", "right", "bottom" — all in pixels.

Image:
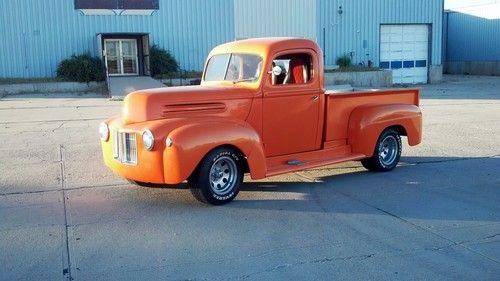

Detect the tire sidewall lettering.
[
  {"left": 212, "top": 191, "right": 235, "bottom": 201},
  {"left": 212, "top": 151, "right": 239, "bottom": 163}
]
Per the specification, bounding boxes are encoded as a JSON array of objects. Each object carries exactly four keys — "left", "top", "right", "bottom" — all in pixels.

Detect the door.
[
  {"left": 263, "top": 52, "right": 321, "bottom": 157},
  {"left": 380, "top": 24, "right": 429, "bottom": 84},
  {"left": 104, "top": 39, "right": 139, "bottom": 76}
]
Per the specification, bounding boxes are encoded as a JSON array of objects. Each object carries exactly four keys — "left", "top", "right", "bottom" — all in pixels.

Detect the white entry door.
[
  {"left": 104, "top": 39, "right": 139, "bottom": 76},
  {"left": 380, "top": 25, "right": 429, "bottom": 84}
]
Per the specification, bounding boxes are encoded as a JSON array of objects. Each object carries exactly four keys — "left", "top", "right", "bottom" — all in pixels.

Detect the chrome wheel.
[
  {"left": 209, "top": 156, "right": 238, "bottom": 196},
  {"left": 378, "top": 135, "right": 398, "bottom": 166}
]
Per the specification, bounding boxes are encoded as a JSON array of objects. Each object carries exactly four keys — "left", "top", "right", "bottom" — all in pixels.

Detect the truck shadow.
[
  {"left": 2, "top": 156, "right": 497, "bottom": 228},
  {"left": 231, "top": 156, "right": 500, "bottom": 222}
]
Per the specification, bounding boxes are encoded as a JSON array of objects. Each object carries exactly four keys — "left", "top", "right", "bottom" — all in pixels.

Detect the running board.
[{"left": 265, "top": 146, "right": 366, "bottom": 177}]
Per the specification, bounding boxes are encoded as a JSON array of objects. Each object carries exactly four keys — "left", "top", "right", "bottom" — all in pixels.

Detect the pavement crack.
[
  {"left": 0, "top": 183, "right": 126, "bottom": 196},
  {"left": 0, "top": 117, "right": 104, "bottom": 125},
  {"left": 0, "top": 104, "right": 116, "bottom": 110},
  {"left": 484, "top": 233, "right": 500, "bottom": 239},
  {"left": 52, "top": 122, "right": 66, "bottom": 132},
  {"left": 59, "top": 145, "right": 73, "bottom": 281},
  {"left": 234, "top": 253, "right": 375, "bottom": 280},
  {"left": 402, "top": 155, "right": 498, "bottom": 165}
]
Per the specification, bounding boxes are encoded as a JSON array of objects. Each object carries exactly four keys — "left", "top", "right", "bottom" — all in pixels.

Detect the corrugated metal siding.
[
  {"left": 0, "top": 0, "right": 234, "bottom": 78},
  {"left": 446, "top": 12, "right": 500, "bottom": 61},
  {"left": 234, "top": 0, "right": 317, "bottom": 40},
  {"left": 318, "top": 0, "right": 443, "bottom": 67}
]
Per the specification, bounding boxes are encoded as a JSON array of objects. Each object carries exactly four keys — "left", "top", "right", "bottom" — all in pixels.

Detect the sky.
[{"left": 444, "top": 0, "right": 500, "bottom": 19}]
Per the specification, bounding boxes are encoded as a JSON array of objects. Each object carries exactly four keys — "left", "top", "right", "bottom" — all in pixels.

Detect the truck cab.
[
  {"left": 99, "top": 38, "right": 422, "bottom": 205},
  {"left": 203, "top": 38, "right": 325, "bottom": 158}
]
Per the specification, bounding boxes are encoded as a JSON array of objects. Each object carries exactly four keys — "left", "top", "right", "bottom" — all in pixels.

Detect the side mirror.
[{"left": 271, "top": 65, "right": 282, "bottom": 76}]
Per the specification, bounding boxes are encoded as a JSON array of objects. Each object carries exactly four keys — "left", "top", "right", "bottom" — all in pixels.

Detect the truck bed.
[{"left": 323, "top": 87, "right": 420, "bottom": 143}]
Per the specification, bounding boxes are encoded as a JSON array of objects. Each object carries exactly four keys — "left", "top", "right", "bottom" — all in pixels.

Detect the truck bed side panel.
[{"left": 324, "top": 89, "right": 419, "bottom": 142}]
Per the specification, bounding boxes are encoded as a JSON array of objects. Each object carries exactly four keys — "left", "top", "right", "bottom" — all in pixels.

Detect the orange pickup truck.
[{"left": 99, "top": 38, "right": 422, "bottom": 205}]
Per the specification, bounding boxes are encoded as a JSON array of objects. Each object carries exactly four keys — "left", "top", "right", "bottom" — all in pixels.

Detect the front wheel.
[
  {"left": 361, "top": 128, "right": 402, "bottom": 172},
  {"left": 188, "top": 147, "right": 243, "bottom": 205}
]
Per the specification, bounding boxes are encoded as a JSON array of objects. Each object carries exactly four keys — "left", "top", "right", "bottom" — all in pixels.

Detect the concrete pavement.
[
  {"left": 108, "top": 76, "right": 165, "bottom": 99},
  {"left": 0, "top": 76, "right": 499, "bottom": 280}
]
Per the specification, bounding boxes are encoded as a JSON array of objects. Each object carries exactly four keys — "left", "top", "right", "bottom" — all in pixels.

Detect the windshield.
[{"left": 204, "top": 53, "right": 262, "bottom": 83}]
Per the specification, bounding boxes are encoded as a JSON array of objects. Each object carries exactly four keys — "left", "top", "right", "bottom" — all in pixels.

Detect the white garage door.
[{"left": 380, "top": 25, "right": 429, "bottom": 84}]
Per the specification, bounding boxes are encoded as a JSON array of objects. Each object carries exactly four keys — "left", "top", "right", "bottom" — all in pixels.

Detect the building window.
[
  {"left": 75, "top": 0, "right": 159, "bottom": 15},
  {"left": 74, "top": 0, "right": 159, "bottom": 9}
]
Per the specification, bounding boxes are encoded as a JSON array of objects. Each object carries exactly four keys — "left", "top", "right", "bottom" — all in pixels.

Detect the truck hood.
[{"left": 122, "top": 85, "right": 255, "bottom": 124}]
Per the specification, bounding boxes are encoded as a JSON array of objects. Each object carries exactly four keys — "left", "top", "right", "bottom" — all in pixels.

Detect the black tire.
[
  {"left": 188, "top": 147, "right": 243, "bottom": 205},
  {"left": 361, "top": 128, "right": 402, "bottom": 172}
]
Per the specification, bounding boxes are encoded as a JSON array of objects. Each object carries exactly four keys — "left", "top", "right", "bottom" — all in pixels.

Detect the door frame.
[
  {"left": 97, "top": 33, "right": 150, "bottom": 76},
  {"left": 104, "top": 38, "right": 139, "bottom": 76}
]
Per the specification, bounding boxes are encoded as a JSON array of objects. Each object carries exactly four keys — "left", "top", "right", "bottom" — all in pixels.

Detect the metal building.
[
  {"left": 1, "top": 0, "right": 444, "bottom": 84},
  {"left": 444, "top": 11, "right": 500, "bottom": 76},
  {"left": 235, "top": 0, "right": 444, "bottom": 84},
  {"left": 0, "top": 0, "right": 234, "bottom": 78}
]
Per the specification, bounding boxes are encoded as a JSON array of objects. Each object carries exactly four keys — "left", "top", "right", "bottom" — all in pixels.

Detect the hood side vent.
[{"left": 163, "top": 103, "right": 226, "bottom": 116}]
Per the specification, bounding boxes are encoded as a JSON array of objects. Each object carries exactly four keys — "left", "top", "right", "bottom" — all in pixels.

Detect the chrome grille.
[
  {"left": 112, "top": 130, "right": 119, "bottom": 159},
  {"left": 112, "top": 131, "right": 137, "bottom": 165}
]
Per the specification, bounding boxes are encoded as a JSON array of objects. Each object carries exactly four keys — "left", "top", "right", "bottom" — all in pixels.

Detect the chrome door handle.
[{"left": 312, "top": 95, "right": 319, "bottom": 101}]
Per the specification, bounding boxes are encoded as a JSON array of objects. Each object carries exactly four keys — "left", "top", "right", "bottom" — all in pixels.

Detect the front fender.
[
  {"left": 163, "top": 119, "right": 266, "bottom": 184},
  {"left": 348, "top": 104, "right": 422, "bottom": 157}
]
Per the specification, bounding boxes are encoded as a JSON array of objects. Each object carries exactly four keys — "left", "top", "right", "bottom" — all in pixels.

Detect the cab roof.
[{"left": 208, "top": 37, "right": 321, "bottom": 57}]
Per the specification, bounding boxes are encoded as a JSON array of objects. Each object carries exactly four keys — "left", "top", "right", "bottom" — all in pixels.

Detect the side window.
[{"left": 271, "top": 53, "right": 312, "bottom": 85}]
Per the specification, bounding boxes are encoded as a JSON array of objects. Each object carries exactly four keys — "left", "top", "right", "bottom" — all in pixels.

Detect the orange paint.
[{"left": 100, "top": 38, "right": 422, "bottom": 185}]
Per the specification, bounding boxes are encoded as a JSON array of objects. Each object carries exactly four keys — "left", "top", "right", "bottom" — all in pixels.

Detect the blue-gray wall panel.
[
  {"left": 234, "top": 0, "right": 317, "bottom": 40},
  {"left": 0, "top": 0, "right": 445, "bottom": 78},
  {"left": 317, "top": 0, "right": 443, "bottom": 67},
  {"left": 446, "top": 12, "right": 500, "bottom": 61},
  {"left": 0, "top": 0, "right": 234, "bottom": 78}
]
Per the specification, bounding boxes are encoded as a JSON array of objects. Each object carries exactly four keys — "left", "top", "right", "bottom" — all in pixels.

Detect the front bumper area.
[{"left": 101, "top": 124, "right": 165, "bottom": 184}]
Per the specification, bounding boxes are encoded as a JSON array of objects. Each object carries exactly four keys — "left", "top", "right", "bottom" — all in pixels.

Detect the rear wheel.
[
  {"left": 188, "top": 147, "right": 243, "bottom": 205},
  {"left": 361, "top": 128, "right": 402, "bottom": 172}
]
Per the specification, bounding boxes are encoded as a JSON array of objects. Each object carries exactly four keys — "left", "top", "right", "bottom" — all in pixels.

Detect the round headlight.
[
  {"left": 142, "top": 129, "right": 155, "bottom": 150},
  {"left": 99, "top": 122, "right": 109, "bottom": 141}
]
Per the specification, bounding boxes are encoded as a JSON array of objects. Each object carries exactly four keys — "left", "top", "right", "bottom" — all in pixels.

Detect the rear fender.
[
  {"left": 163, "top": 119, "right": 266, "bottom": 184},
  {"left": 347, "top": 104, "right": 422, "bottom": 157}
]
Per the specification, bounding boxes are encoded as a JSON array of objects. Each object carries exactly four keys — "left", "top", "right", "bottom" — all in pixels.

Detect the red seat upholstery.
[{"left": 289, "top": 58, "right": 305, "bottom": 84}]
